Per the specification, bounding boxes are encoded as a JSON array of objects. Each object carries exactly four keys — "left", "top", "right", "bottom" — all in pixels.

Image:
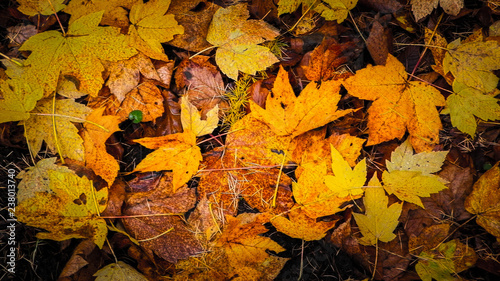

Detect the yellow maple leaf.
[
  {"left": 443, "top": 39, "right": 500, "bottom": 93},
  {"left": 352, "top": 175, "right": 402, "bottom": 245},
  {"left": 206, "top": 3, "right": 279, "bottom": 80},
  {"left": 251, "top": 66, "right": 354, "bottom": 138},
  {"left": 17, "top": 0, "right": 66, "bottom": 16},
  {"left": 465, "top": 162, "right": 500, "bottom": 242},
  {"left": 271, "top": 207, "right": 338, "bottom": 241},
  {"left": 82, "top": 107, "right": 122, "bottom": 187},
  {"left": 446, "top": 81, "right": 500, "bottom": 136},
  {"left": 133, "top": 130, "right": 202, "bottom": 191},
  {"left": 94, "top": 261, "right": 148, "bottom": 281},
  {"left": 17, "top": 158, "right": 108, "bottom": 248},
  {"left": 0, "top": 77, "right": 43, "bottom": 123},
  {"left": 325, "top": 144, "right": 366, "bottom": 198},
  {"left": 293, "top": 161, "right": 361, "bottom": 218},
  {"left": 180, "top": 95, "right": 219, "bottom": 136},
  {"left": 21, "top": 98, "right": 92, "bottom": 161},
  {"left": 278, "top": 0, "right": 357, "bottom": 23},
  {"left": 342, "top": 54, "right": 445, "bottom": 152},
  {"left": 382, "top": 140, "right": 448, "bottom": 208},
  {"left": 63, "top": 0, "right": 138, "bottom": 29},
  {"left": 128, "top": 0, "right": 184, "bottom": 61},
  {"left": 19, "top": 11, "right": 137, "bottom": 96}
]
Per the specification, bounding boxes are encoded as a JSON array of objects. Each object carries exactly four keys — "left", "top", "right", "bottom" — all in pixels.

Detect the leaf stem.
[
  {"left": 51, "top": 95, "right": 65, "bottom": 164},
  {"left": 189, "top": 45, "right": 217, "bottom": 60},
  {"left": 31, "top": 113, "right": 109, "bottom": 132},
  {"left": 46, "top": 0, "right": 66, "bottom": 37},
  {"left": 272, "top": 151, "right": 288, "bottom": 208},
  {"left": 410, "top": 13, "right": 444, "bottom": 79},
  {"left": 0, "top": 52, "right": 24, "bottom": 67}
]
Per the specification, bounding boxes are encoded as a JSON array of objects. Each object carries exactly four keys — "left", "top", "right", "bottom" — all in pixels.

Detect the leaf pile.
[{"left": 1, "top": 0, "right": 500, "bottom": 280}]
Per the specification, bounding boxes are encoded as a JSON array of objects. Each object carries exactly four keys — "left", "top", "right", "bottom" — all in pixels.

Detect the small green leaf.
[{"left": 129, "top": 110, "right": 143, "bottom": 123}]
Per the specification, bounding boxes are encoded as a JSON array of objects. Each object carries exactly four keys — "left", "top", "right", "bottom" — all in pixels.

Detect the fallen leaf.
[
  {"left": 293, "top": 161, "right": 359, "bottom": 218},
  {"left": 443, "top": 39, "right": 500, "bottom": 93},
  {"left": 174, "top": 213, "right": 288, "bottom": 280},
  {"left": 133, "top": 130, "right": 202, "bottom": 191},
  {"left": 82, "top": 107, "right": 122, "bottom": 187},
  {"left": 465, "top": 161, "right": 500, "bottom": 242},
  {"left": 411, "top": 0, "right": 464, "bottom": 22},
  {"left": 94, "top": 261, "right": 148, "bottom": 281},
  {"left": 408, "top": 224, "right": 450, "bottom": 255},
  {"left": 271, "top": 207, "right": 338, "bottom": 241},
  {"left": 251, "top": 66, "right": 354, "bottom": 138},
  {"left": 21, "top": 98, "right": 92, "bottom": 161},
  {"left": 325, "top": 144, "right": 367, "bottom": 198},
  {"left": 424, "top": 28, "right": 454, "bottom": 85},
  {"left": 57, "top": 77, "right": 88, "bottom": 99},
  {"left": 16, "top": 158, "right": 108, "bottom": 248},
  {"left": 301, "top": 38, "right": 357, "bottom": 81},
  {"left": 105, "top": 53, "right": 161, "bottom": 103},
  {"left": 206, "top": 3, "right": 279, "bottom": 80},
  {"left": 353, "top": 175, "right": 402, "bottom": 245},
  {"left": 180, "top": 95, "right": 219, "bottom": 136},
  {"left": 175, "top": 56, "right": 227, "bottom": 117},
  {"left": 382, "top": 140, "right": 448, "bottom": 208},
  {"left": 366, "top": 21, "right": 390, "bottom": 65},
  {"left": 342, "top": 54, "right": 445, "bottom": 152},
  {"left": 63, "top": 0, "right": 138, "bottom": 29},
  {"left": 0, "top": 77, "right": 43, "bottom": 123},
  {"left": 278, "top": 0, "right": 358, "bottom": 23},
  {"left": 415, "top": 239, "right": 477, "bottom": 281},
  {"left": 19, "top": 11, "right": 137, "bottom": 96},
  {"left": 385, "top": 139, "right": 448, "bottom": 175},
  {"left": 167, "top": 0, "right": 218, "bottom": 52},
  {"left": 17, "top": 0, "right": 66, "bottom": 16},
  {"left": 128, "top": 0, "right": 184, "bottom": 61},
  {"left": 446, "top": 81, "right": 500, "bottom": 136},
  {"left": 123, "top": 185, "right": 202, "bottom": 263},
  {"left": 115, "top": 82, "right": 164, "bottom": 123}
]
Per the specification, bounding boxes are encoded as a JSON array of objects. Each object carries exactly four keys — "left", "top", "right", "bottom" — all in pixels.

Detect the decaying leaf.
[
  {"left": 133, "top": 130, "right": 202, "bottom": 191},
  {"left": 278, "top": 0, "right": 358, "bottom": 23},
  {"left": 94, "top": 261, "right": 148, "bottom": 281},
  {"left": 17, "top": 158, "right": 108, "bottom": 248},
  {"left": 63, "top": 0, "right": 139, "bottom": 29},
  {"left": 446, "top": 81, "right": 500, "bottom": 137},
  {"left": 174, "top": 213, "right": 288, "bottom": 280},
  {"left": 415, "top": 239, "right": 477, "bottom": 281},
  {"left": 105, "top": 53, "right": 161, "bottom": 103},
  {"left": 443, "top": 39, "right": 500, "bottom": 93},
  {"left": 19, "top": 11, "right": 137, "bottom": 96},
  {"left": 114, "top": 82, "right": 164, "bottom": 122},
  {"left": 0, "top": 77, "right": 43, "bottom": 123},
  {"left": 175, "top": 55, "right": 227, "bottom": 117},
  {"left": 17, "top": 0, "right": 65, "bottom": 16},
  {"left": 251, "top": 66, "right": 354, "bottom": 138},
  {"left": 382, "top": 140, "right": 448, "bottom": 208},
  {"left": 180, "top": 95, "right": 219, "bottom": 137},
  {"left": 465, "top": 162, "right": 500, "bottom": 242},
  {"left": 123, "top": 185, "right": 202, "bottom": 263},
  {"left": 342, "top": 54, "right": 445, "bottom": 152},
  {"left": 411, "top": 0, "right": 464, "bottom": 22},
  {"left": 353, "top": 176, "right": 402, "bottom": 245},
  {"left": 128, "top": 0, "right": 184, "bottom": 61},
  {"left": 206, "top": 3, "right": 279, "bottom": 80},
  {"left": 22, "top": 98, "right": 92, "bottom": 161}
]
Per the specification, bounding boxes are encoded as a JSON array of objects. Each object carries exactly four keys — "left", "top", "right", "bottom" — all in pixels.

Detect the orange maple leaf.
[
  {"left": 342, "top": 54, "right": 445, "bottom": 152},
  {"left": 250, "top": 65, "right": 354, "bottom": 138},
  {"left": 133, "top": 130, "right": 202, "bottom": 191},
  {"left": 82, "top": 107, "right": 121, "bottom": 187}
]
